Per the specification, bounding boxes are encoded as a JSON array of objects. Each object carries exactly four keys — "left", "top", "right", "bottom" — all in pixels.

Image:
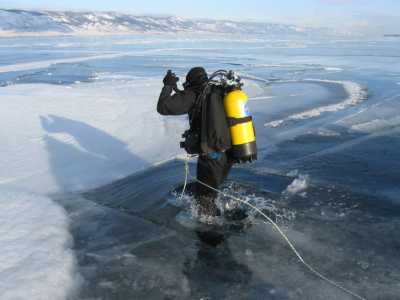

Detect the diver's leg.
[
  {"left": 196, "top": 155, "right": 219, "bottom": 217},
  {"left": 220, "top": 152, "right": 233, "bottom": 183},
  {"left": 196, "top": 153, "right": 233, "bottom": 217}
]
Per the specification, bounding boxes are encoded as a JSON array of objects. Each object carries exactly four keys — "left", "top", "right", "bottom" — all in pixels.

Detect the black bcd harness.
[{"left": 180, "top": 85, "right": 231, "bottom": 155}]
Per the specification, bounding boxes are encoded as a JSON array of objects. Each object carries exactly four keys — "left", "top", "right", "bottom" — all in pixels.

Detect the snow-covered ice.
[
  {"left": 0, "top": 78, "right": 186, "bottom": 194},
  {"left": 0, "top": 35, "right": 399, "bottom": 299},
  {"left": 0, "top": 188, "right": 80, "bottom": 300},
  {"left": 0, "top": 68, "right": 187, "bottom": 299}
]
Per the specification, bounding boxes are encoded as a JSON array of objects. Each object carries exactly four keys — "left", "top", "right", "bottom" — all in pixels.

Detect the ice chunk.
[{"left": 285, "top": 175, "right": 309, "bottom": 195}]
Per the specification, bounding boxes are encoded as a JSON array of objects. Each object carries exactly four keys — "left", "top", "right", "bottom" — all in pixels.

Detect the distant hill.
[{"left": 0, "top": 9, "right": 350, "bottom": 37}]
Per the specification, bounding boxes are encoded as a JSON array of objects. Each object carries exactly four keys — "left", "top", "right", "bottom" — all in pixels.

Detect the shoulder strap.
[{"left": 189, "top": 85, "right": 210, "bottom": 125}]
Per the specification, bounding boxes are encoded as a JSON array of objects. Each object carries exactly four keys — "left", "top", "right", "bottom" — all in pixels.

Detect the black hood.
[{"left": 185, "top": 67, "right": 208, "bottom": 90}]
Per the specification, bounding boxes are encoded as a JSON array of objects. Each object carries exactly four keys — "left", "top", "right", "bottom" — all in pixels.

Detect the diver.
[
  {"left": 157, "top": 67, "right": 232, "bottom": 217},
  {"left": 157, "top": 67, "right": 257, "bottom": 218}
]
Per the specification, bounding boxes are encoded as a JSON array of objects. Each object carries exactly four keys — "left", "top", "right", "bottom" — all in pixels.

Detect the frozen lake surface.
[{"left": 0, "top": 35, "right": 399, "bottom": 300}]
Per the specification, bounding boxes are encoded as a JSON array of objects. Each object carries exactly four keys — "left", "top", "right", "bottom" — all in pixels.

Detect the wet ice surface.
[
  {"left": 54, "top": 160, "right": 400, "bottom": 300},
  {"left": 1, "top": 36, "right": 400, "bottom": 299}
]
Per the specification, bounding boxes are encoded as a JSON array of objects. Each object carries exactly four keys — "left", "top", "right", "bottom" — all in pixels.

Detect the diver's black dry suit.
[{"left": 157, "top": 68, "right": 233, "bottom": 217}]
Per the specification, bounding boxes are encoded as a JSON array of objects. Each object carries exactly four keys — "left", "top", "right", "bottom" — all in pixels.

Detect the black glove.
[{"left": 163, "top": 70, "right": 179, "bottom": 87}]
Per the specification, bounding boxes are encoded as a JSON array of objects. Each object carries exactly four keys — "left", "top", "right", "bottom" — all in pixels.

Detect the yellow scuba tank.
[{"left": 224, "top": 88, "right": 257, "bottom": 162}]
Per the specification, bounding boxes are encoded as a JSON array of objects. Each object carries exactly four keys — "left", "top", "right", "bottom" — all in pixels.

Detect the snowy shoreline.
[
  {"left": 0, "top": 30, "right": 247, "bottom": 38},
  {"left": 0, "top": 9, "right": 347, "bottom": 39}
]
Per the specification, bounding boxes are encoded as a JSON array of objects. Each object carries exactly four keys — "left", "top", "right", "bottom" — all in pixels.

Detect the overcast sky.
[{"left": 1, "top": 0, "right": 399, "bottom": 34}]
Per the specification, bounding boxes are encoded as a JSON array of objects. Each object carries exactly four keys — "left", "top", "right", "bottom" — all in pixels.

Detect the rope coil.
[{"left": 180, "top": 156, "right": 366, "bottom": 300}]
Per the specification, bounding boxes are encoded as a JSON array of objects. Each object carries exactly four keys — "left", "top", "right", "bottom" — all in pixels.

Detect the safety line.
[{"left": 180, "top": 156, "right": 366, "bottom": 300}]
